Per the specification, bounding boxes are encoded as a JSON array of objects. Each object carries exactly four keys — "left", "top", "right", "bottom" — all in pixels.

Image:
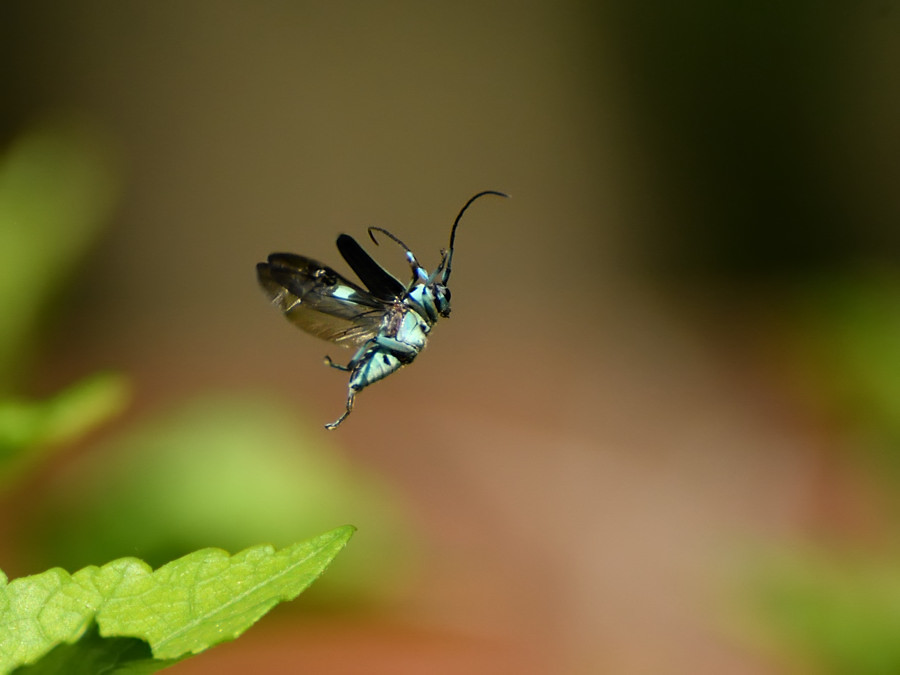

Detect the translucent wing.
[{"left": 257, "top": 252, "right": 387, "bottom": 347}]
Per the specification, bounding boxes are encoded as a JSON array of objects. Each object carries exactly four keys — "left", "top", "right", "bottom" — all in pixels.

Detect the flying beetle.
[{"left": 256, "top": 190, "right": 508, "bottom": 429}]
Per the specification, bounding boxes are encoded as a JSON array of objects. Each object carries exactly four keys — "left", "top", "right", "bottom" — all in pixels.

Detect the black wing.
[
  {"left": 257, "top": 252, "right": 387, "bottom": 347},
  {"left": 336, "top": 234, "right": 406, "bottom": 301}
]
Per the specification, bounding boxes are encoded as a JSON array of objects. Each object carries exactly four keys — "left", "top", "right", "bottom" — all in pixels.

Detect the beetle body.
[{"left": 256, "top": 190, "right": 506, "bottom": 429}]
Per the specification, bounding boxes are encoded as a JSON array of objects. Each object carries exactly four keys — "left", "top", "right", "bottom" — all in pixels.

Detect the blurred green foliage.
[
  {"left": 788, "top": 270, "right": 900, "bottom": 477},
  {"left": 747, "top": 270, "right": 900, "bottom": 672},
  {"left": 0, "top": 118, "right": 131, "bottom": 496},
  {"left": 751, "top": 548, "right": 900, "bottom": 675},
  {"left": 0, "top": 120, "right": 120, "bottom": 390},
  {"left": 0, "top": 374, "right": 129, "bottom": 492},
  {"left": 26, "top": 393, "right": 413, "bottom": 606}
]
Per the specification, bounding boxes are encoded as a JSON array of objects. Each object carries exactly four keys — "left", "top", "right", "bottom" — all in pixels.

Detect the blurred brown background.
[{"left": 1, "top": 1, "right": 899, "bottom": 673}]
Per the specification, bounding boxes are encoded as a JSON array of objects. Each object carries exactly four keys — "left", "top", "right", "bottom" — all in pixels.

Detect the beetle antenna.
[{"left": 441, "top": 190, "right": 508, "bottom": 284}]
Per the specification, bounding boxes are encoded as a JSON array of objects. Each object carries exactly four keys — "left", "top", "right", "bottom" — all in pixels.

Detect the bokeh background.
[{"left": 2, "top": 2, "right": 900, "bottom": 673}]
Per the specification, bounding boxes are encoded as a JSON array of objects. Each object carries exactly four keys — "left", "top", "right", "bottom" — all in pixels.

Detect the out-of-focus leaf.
[
  {"left": 1, "top": 526, "right": 355, "bottom": 673},
  {"left": 784, "top": 270, "right": 900, "bottom": 478},
  {"left": 749, "top": 548, "right": 900, "bottom": 675},
  {"left": 28, "top": 393, "right": 414, "bottom": 606},
  {"left": 0, "top": 120, "right": 120, "bottom": 390},
  {"left": 0, "top": 373, "right": 129, "bottom": 490}
]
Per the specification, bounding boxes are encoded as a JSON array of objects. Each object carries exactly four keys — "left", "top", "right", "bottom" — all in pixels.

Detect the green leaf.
[
  {"left": 0, "top": 525, "right": 355, "bottom": 673},
  {"left": 0, "top": 373, "right": 129, "bottom": 489},
  {"left": 12, "top": 623, "right": 176, "bottom": 675}
]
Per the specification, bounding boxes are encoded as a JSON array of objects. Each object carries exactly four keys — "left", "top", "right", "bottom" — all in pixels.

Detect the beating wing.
[
  {"left": 257, "top": 252, "right": 387, "bottom": 347},
  {"left": 336, "top": 234, "right": 406, "bottom": 301}
]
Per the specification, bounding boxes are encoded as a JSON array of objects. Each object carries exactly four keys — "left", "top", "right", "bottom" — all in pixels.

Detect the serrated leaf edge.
[{"left": 0, "top": 525, "right": 355, "bottom": 670}]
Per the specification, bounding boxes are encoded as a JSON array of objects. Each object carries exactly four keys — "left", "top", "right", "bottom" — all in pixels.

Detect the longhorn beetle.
[{"left": 256, "top": 190, "right": 508, "bottom": 429}]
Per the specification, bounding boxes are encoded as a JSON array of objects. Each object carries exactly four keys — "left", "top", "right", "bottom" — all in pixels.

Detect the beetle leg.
[
  {"left": 323, "top": 355, "right": 350, "bottom": 371},
  {"left": 324, "top": 389, "right": 355, "bottom": 430}
]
